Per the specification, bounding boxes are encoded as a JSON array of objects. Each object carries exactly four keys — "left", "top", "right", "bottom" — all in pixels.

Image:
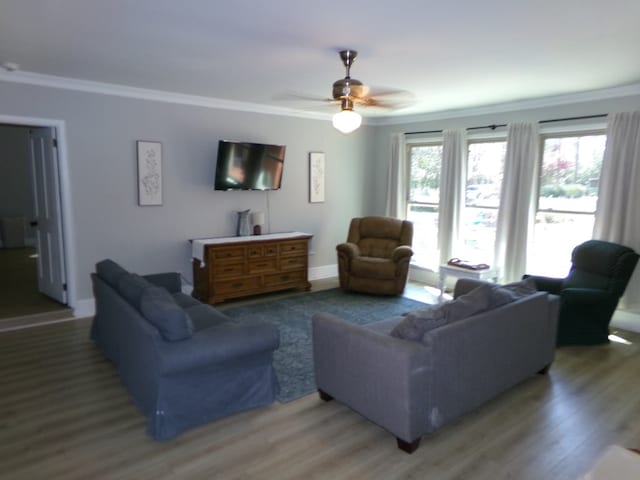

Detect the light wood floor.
[{"left": 1, "top": 287, "right": 640, "bottom": 479}]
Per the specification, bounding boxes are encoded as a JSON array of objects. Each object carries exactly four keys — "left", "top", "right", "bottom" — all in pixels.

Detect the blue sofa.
[{"left": 90, "top": 259, "right": 280, "bottom": 440}]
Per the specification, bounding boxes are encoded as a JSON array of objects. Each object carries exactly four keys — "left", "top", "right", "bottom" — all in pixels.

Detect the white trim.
[
  {"left": 0, "top": 114, "right": 77, "bottom": 311},
  {"left": 309, "top": 264, "right": 338, "bottom": 281},
  {"left": 73, "top": 298, "right": 95, "bottom": 318},
  {"left": 0, "top": 71, "right": 332, "bottom": 121},
  {"left": 372, "top": 84, "right": 640, "bottom": 126},
  {"left": 2, "top": 70, "right": 638, "bottom": 125}
]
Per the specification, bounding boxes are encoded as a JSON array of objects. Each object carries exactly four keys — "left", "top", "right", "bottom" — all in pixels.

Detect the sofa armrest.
[
  {"left": 312, "top": 313, "right": 430, "bottom": 442},
  {"left": 157, "top": 323, "right": 280, "bottom": 375},
  {"left": 336, "top": 242, "right": 360, "bottom": 259},
  {"left": 522, "top": 274, "right": 564, "bottom": 295},
  {"left": 143, "top": 272, "right": 182, "bottom": 293},
  {"left": 391, "top": 245, "right": 413, "bottom": 262}
]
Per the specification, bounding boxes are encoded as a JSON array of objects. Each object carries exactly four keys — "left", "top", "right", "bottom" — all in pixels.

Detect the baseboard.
[
  {"left": 73, "top": 298, "right": 95, "bottom": 318},
  {"left": 309, "top": 264, "right": 338, "bottom": 281},
  {"left": 611, "top": 310, "right": 640, "bottom": 334}
]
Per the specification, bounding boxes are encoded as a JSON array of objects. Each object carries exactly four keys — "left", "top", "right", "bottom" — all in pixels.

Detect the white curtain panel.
[
  {"left": 385, "top": 132, "right": 408, "bottom": 218},
  {"left": 494, "top": 123, "right": 539, "bottom": 283},
  {"left": 593, "top": 111, "right": 640, "bottom": 310},
  {"left": 438, "top": 130, "right": 466, "bottom": 265}
]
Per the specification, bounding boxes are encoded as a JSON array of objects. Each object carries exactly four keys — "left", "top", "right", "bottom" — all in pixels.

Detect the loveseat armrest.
[
  {"left": 522, "top": 274, "right": 563, "bottom": 295},
  {"left": 312, "top": 313, "right": 430, "bottom": 443},
  {"left": 391, "top": 245, "right": 414, "bottom": 262},
  {"left": 336, "top": 242, "right": 360, "bottom": 259},
  {"left": 143, "top": 272, "right": 182, "bottom": 293},
  {"left": 158, "top": 323, "right": 280, "bottom": 375}
]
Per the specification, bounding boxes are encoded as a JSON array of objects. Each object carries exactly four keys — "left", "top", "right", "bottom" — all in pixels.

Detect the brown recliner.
[{"left": 337, "top": 216, "right": 414, "bottom": 295}]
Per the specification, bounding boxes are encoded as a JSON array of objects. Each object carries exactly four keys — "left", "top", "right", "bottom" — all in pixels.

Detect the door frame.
[{"left": 0, "top": 114, "right": 78, "bottom": 312}]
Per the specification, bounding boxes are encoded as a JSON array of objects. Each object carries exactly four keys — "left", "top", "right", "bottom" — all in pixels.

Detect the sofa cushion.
[
  {"left": 172, "top": 292, "right": 202, "bottom": 309},
  {"left": 390, "top": 284, "right": 493, "bottom": 342},
  {"left": 118, "top": 273, "right": 153, "bottom": 309},
  {"left": 184, "top": 303, "right": 231, "bottom": 331},
  {"left": 96, "top": 259, "right": 128, "bottom": 288},
  {"left": 351, "top": 257, "right": 397, "bottom": 279},
  {"left": 140, "top": 287, "right": 194, "bottom": 341},
  {"left": 489, "top": 277, "right": 538, "bottom": 307}
]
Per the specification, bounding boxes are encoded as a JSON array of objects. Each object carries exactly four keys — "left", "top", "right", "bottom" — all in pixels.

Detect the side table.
[{"left": 438, "top": 264, "right": 499, "bottom": 302}]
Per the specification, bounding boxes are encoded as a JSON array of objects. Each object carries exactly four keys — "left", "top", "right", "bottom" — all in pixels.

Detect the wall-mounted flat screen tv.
[{"left": 214, "top": 140, "right": 286, "bottom": 191}]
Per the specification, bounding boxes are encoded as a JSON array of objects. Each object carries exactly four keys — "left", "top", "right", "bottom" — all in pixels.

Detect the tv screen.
[{"left": 214, "top": 140, "right": 285, "bottom": 191}]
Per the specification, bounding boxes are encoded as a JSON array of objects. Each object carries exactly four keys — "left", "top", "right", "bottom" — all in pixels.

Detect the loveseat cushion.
[
  {"left": 140, "top": 287, "right": 194, "bottom": 341},
  {"left": 184, "top": 303, "right": 231, "bottom": 331},
  {"left": 488, "top": 277, "right": 537, "bottom": 307},
  {"left": 118, "top": 273, "right": 153, "bottom": 309},
  {"left": 96, "top": 259, "right": 128, "bottom": 288},
  {"left": 390, "top": 284, "right": 493, "bottom": 342}
]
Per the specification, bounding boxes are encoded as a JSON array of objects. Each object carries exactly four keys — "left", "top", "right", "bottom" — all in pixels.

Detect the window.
[
  {"left": 406, "top": 143, "right": 443, "bottom": 268},
  {"left": 528, "top": 133, "right": 606, "bottom": 277},
  {"left": 459, "top": 140, "right": 507, "bottom": 263}
]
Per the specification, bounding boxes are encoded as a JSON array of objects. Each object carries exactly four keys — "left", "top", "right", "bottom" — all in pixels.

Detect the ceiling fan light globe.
[{"left": 332, "top": 110, "right": 362, "bottom": 134}]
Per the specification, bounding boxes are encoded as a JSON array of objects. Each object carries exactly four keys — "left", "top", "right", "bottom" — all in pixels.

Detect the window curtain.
[
  {"left": 385, "top": 132, "right": 408, "bottom": 218},
  {"left": 593, "top": 111, "right": 640, "bottom": 310},
  {"left": 438, "top": 130, "right": 465, "bottom": 265},
  {"left": 494, "top": 123, "right": 539, "bottom": 283}
]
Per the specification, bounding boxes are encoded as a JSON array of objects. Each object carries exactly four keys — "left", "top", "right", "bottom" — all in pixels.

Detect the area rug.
[{"left": 221, "top": 288, "right": 428, "bottom": 402}]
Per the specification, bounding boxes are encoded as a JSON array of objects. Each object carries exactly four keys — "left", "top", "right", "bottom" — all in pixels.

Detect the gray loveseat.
[
  {"left": 312, "top": 278, "right": 559, "bottom": 453},
  {"left": 91, "top": 259, "right": 280, "bottom": 440}
]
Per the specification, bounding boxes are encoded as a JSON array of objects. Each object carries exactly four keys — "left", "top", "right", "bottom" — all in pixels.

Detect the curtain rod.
[{"left": 405, "top": 113, "right": 607, "bottom": 136}]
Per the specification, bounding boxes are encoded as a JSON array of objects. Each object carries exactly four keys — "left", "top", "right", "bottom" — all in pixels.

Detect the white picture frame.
[
  {"left": 137, "top": 141, "right": 163, "bottom": 206},
  {"left": 309, "top": 152, "right": 325, "bottom": 203}
]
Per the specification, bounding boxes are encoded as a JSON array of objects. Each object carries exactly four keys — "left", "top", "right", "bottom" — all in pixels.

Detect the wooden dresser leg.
[
  {"left": 318, "top": 389, "right": 334, "bottom": 402},
  {"left": 397, "top": 437, "right": 421, "bottom": 454}
]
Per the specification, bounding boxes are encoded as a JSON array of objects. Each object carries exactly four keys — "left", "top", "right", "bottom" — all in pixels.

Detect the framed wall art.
[
  {"left": 309, "top": 152, "right": 325, "bottom": 203},
  {"left": 137, "top": 141, "right": 163, "bottom": 206}
]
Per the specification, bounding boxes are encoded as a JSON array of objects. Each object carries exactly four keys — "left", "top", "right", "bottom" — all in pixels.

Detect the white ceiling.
[{"left": 1, "top": 0, "right": 640, "bottom": 119}]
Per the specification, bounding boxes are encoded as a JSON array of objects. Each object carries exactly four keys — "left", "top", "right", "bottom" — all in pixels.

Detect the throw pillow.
[
  {"left": 117, "top": 273, "right": 153, "bottom": 309},
  {"left": 390, "top": 284, "right": 493, "bottom": 341},
  {"left": 140, "top": 287, "right": 194, "bottom": 341},
  {"left": 488, "top": 277, "right": 538, "bottom": 307}
]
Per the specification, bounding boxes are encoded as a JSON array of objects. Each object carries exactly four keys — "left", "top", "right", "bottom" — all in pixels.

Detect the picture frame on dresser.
[{"left": 137, "top": 140, "right": 163, "bottom": 206}]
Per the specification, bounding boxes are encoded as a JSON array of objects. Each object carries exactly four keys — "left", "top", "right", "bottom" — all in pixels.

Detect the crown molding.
[
  {"left": 2, "top": 69, "right": 639, "bottom": 125},
  {"left": 370, "top": 83, "right": 640, "bottom": 126},
  {"left": 0, "top": 70, "right": 332, "bottom": 121}
]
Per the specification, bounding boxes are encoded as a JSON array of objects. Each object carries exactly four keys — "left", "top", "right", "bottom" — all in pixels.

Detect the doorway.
[{"left": 0, "top": 122, "right": 69, "bottom": 320}]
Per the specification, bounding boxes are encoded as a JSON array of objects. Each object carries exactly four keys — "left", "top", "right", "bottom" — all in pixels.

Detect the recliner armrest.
[
  {"left": 336, "top": 242, "right": 360, "bottom": 259},
  {"left": 391, "top": 245, "right": 413, "bottom": 262},
  {"left": 157, "top": 322, "right": 280, "bottom": 375},
  {"left": 143, "top": 272, "right": 182, "bottom": 293},
  {"left": 523, "top": 274, "right": 564, "bottom": 295}
]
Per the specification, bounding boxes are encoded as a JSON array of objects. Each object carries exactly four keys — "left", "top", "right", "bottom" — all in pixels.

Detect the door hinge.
[
  {"left": 63, "top": 283, "right": 67, "bottom": 291},
  {"left": 53, "top": 138, "right": 58, "bottom": 148}
]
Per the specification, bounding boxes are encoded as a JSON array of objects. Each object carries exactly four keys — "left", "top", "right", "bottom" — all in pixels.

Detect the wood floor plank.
[{"left": 1, "top": 311, "right": 640, "bottom": 479}]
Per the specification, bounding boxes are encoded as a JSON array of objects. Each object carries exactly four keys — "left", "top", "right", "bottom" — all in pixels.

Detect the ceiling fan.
[
  {"left": 284, "top": 49, "right": 413, "bottom": 134},
  {"left": 328, "top": 49, "right": 413, "bottom": 133}
]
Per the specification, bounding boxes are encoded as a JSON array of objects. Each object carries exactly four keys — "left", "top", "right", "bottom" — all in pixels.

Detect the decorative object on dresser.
[
  {"left": 191, "top": 232, "right": 312, "bottom": 304},
  {"left": 251, "top": 211, "right": 265, "bottom": 235},
  {"left": 235, "top": 209, "right": 251, "bottom": 236}
]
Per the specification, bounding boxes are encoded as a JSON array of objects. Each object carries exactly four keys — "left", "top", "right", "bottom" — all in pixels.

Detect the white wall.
[{"left": 0, "top": 80, "right": 378, "bottom": 309}]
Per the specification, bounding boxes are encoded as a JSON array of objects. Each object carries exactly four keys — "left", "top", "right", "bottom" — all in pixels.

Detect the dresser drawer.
[
  {"left": 248, "top": 257, "right": 278, "bottom": 274},
  {"left": 247, "top": 244, "right": 278, "bottom": 258},
  {"left": 280, "top": 255, "right": 306, "bottom": 271},
  {"left": 215, "top": 276, "right": 261, "bottom": 294},
  {"left": 280, "top": 240, "right": 308, "bottom": 256},
  {"left": 264, "top": 270, "right": 306, "bottom": 287},
  {"left": 212, "top": 246, "right": 245, "bottom": 261},
  {"left": 213, "top": 261, "right": 245, "bottom": 278}
]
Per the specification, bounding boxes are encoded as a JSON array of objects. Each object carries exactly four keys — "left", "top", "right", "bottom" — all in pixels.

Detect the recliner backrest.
[
  {"left": 565, "top": 240, "right": 639, "bottom": 297},
  {"left": 347, "top": 216, "right": 413, "bottom": 259}
]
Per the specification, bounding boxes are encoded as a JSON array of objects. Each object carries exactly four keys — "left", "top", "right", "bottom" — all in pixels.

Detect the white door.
[{"left": 29, "top": 127, "right": 67, "bottom": 304}]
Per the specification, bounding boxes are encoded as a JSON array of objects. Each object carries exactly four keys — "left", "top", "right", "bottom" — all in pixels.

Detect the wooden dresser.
[{"left": 191, "top": 232, "right": 312, "bottom": 304}]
